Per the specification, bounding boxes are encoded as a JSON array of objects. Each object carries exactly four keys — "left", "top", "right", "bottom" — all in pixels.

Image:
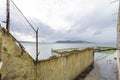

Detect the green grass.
[{"left": 103, "top": 50, "right": 116, "bottom": 54}]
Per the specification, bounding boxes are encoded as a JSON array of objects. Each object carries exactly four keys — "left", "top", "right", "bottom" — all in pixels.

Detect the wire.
[
  {"left": 110, "top": 0, "right": 118, "bottom": 4},
  {"left": 10, "top": 0, "right": 36, "bottom": 32}
]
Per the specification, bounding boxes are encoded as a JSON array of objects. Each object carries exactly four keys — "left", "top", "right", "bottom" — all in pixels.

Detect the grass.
[
  {"left": 102, "top": 50, "right": 116, "bottom": 54},
  {"left": 94, "top": 46, "right": 117, "bottom": 54}
]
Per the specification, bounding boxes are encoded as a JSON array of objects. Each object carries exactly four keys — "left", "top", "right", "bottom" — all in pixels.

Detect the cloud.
[{"left": 0, "top": 0, "right": 118, "bottom": 43}]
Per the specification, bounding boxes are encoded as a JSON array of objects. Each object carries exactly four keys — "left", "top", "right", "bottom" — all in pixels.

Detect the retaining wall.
[{"left": 37, "top": 48, "right": 94, "bottom": 80}]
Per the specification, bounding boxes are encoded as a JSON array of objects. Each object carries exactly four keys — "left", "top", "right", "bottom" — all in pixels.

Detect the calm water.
[{"left": 21, "top": 42, "right": 116, "bottom": 60}]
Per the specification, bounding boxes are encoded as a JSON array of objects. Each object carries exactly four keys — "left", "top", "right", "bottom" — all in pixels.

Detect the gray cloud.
[{"left": 0, "top": 0, "right": 118, "bottom": 43}]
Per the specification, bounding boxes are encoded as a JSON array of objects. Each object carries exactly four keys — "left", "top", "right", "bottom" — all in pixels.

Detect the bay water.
[{"left": 21, "top": 42, "right": 115, "bottom": 60}]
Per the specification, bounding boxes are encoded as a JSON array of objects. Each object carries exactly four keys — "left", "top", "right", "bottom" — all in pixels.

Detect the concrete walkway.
[{"left": 83, "top": 52, "right": 117, "bottom": 80}]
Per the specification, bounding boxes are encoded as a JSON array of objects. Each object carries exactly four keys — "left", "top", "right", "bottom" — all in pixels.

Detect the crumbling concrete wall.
[
  {"left": 0, "top": 27, "right": 2, "bottom": 61},
  {"left": 0, "top": 27, "right": 94, "bottom": 80},
  {"left": 37, "top": 48, "right": 94, "bottom": 80},
  {"left": 0, "top": 27, "right": 36, "bottom": 80}
]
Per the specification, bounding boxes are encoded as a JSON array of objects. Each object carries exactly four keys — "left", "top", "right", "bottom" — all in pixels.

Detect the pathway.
[{"left": 84, "top": 52, "right": 117, "bottom": 80}]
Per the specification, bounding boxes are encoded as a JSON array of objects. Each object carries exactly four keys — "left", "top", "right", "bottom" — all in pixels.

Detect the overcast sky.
[{"left": 0, "top": 0, "right": 119, "bottom": 43}]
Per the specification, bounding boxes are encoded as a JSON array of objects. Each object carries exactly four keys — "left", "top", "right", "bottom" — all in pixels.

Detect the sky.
[{"left": 0, "top": 0, "right": 119, "bottom": 43}]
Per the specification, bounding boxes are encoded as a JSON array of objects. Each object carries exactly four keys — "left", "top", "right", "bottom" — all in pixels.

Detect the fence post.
[
  {"left": 6, "top": 0, "right": 10, "bottom": 33},
  {"left": 36, "top": 29, "right": 39, "bottom": 63}
]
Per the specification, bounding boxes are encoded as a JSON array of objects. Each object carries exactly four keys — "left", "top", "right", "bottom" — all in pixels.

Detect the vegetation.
[
  {"left": 102, "top": 50, "right": 116, "bottom": 54},
  {"left": 94, "top": 46, "right": 117, "bottom": 54}
]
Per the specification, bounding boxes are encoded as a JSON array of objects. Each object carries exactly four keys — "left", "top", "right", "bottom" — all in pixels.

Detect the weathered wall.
[
  {"left": 0, "top": 27, "right": 36, "bottom": 80},
  {"left": 0, "top": 27, "right": 2, "bottom": 61},
  {"left": 0, "top": 27, "right": 94, "bottom": 80},
  {"left": 37, "top": 48, "right": 94, "bottom": 80},
  {"left": 117, "top": 50, "right": 120, "bottom": 80}
]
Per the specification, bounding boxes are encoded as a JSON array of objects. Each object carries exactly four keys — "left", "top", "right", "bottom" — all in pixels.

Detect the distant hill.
[
  {"left": 19, "top": 40, "right": 93, "bottom": 44},
  {"left": 55, "top": 40, "right": 93, "bottom": 43}
]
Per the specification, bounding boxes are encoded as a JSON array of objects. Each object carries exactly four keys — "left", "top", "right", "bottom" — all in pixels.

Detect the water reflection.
[{"left": 94, "top": 52, "right": 117, "bottom": 80}]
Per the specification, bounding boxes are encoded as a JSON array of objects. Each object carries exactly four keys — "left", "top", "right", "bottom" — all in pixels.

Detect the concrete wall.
[
  {"left": 37, "top": 48, "right": 94, "bottom": 80},
  {"left": 0, "top": 27, "right": 94, "bottom": 80},
  {"left": 117, "top": 50, "right": 120, "bottom": 80},
  {"left": 0, "top": 27, "right": 36, "bottom": 80},
  {"left": 0, "top": 27, "right": 2, "bottom": 61}
]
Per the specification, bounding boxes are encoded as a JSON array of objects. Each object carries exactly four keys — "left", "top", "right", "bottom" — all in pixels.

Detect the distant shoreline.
[{"left": 55, "top": 40, "right": 93, "bottom": 43}]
